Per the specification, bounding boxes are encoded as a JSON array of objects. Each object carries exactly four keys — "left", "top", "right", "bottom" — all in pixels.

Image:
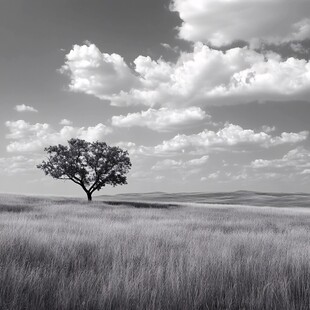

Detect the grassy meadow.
[{"left": 1, "top": 193, "right": 310, "bottom": 309}]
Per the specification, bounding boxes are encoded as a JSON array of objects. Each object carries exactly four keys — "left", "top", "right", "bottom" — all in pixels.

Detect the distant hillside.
[{"left": 96, "top": 190, "right": 310, "bottom": 208}]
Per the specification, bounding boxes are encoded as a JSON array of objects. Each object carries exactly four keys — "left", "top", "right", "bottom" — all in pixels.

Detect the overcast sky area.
[{"left": 1, "top": 0, "right": 310, "bottom": 196}]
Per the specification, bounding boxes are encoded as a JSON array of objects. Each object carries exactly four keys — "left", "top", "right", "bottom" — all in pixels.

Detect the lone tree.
[{"left": 37, "top": 138, "right": 131, "bottom": 201}]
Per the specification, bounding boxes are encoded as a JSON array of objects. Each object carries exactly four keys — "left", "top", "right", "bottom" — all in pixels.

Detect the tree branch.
[
  {"left": 67, "top": 177, "right": 82, "bottom": 186},
  {"left": 90, "top": 180, "right": 103, "bottom": 194}
]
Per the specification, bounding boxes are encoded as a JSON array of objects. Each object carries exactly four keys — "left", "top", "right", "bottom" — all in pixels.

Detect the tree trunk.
[{"left": 87, "top": 191, "right": 92, "bottom": 202}]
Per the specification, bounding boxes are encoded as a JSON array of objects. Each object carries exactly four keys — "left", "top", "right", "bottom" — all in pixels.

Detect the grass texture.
[{"left": 0, "top": 194, "right": 310, "bottom": 309}]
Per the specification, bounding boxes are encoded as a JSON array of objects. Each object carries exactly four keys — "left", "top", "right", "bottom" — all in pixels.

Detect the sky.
[{"left": 1, "top": 0, "right": 310, "bottom": 197}]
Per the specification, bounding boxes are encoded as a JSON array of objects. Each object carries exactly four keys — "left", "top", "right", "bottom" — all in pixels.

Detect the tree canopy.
[{"left": 37, "top": 138, "right": 131, "bottom": 201}]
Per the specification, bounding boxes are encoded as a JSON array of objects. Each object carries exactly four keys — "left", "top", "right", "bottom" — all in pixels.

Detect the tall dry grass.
[{"left": 0, "top": 194, "right": 310, "bottom": 309}]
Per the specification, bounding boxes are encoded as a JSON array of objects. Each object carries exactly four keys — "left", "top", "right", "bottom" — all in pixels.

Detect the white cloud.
[
  {"left": 251, "top": 147, "right": 310, "bottom": 170},
  {"left": 170, "top": 0, "right": 310, "bottom": 46},
  {"left": 249, "top": 147, "right": 310, "bottom": 182},
  {"left": 0, "top": 155, "right": 38, "bottom": 175},
  {"left": 160, "top": 43, "right": 180, "bottom": 53},
  {"left": 231, "top": 171, "right": 248, "bottom": 181},
  {"left": 129, "top": 171, "right": 165, "bottom": 182},
  {"left": 152, "top": 155, "right": 209, "bottom": 171},
  {"left": 116, "top": 124, "right": 307, "bottom": 158},
  {"left": 187, "top": 155, "right": 209, "bottom": 166},
  {"left": 152, "top": 123, "right": 308, "bottom": 155},
  {"left": 208, "top": 171, "right": 220, "bottom": 180},
  {"left": 62, "top": 43, "right": 310, "bottom": 107},
  {"left": 59, "top": 119, "right": 73, "bottom": 126},
  {"left": 152, "top": 159, "right": 177, "bottom": 170},
  {"left": 78, "top": 124, "right": 112, "bottom": 141},
  {"left": 60, "top": 44, "right": 138, "bottom": 102},
  {"left": 111, "top": 107, "right": 208, "bottom": 132},
  {"left": 261, "top": 125, "right": 276, "bottom": 133},
  {"left": 201, "top": 171, "right": 220, "bottom": 181},
  {"left": 15, "top": 104, "right": 38, "bottom": 113},
  {"left": 5, "top": 120, "right": 112, "bottom": 152},
  {"left": 290, "top": 42, "right": 310, "bottom": 54},
  {"left": 129, "top": 170, "right": 151, "bottom": 179},
  {"left": 114, "top": 141, "right": 149, "bottom": 158}
]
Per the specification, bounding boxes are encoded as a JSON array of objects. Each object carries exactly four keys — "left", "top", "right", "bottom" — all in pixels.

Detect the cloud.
[
  {"left": 128, "top": 170, "right": 166, "bottom": 183},
  {"left": 15, "top": 104, "right": 38, "bottom": 113},
  {"left": 251, "top": 147, "right": 310, "bottom": 171},
  {"left": 205, "top": 171, "right": 220, "bottom": 180},
  {"left": 249, "top": 147, "right": 310, "bottom": 182},
  {"left": 5, "top": 120, "right": 112, "bottom": 152},
  {"left": 0, "top": 155, "right": 38, "bottom": 175},
  {"left": 151, "top": 123, "right": 308, "bottom": 155},
  {"left": 62, "top": 43, "right": 310, "bottom": 107},
  {"left": 114, "top": 141, "right": 148, "bottom": 158},
  {"left": 290, "top": 42, "right": 310, "bottom": 55},
  {"left": 261, "top": 125, "right": 276, "bottom": 133},
  {"left": 111, "top": 107, "right": 208, "bottom": 132},
  {"left": 170, "top": 0, "right": 310, "bottom": 46},
  {"left": 152, "top": 155, "right": 209, "bottom": 171},
  {"left": 59, "top": 119, "right": 73, "bottom": 126},
  {"left": 160, "top": 43, "right": 180, "bottom": 53},
  {"left": 60, "top": 43, "right": 138, "bottom": 102},
  {"left": 116, "top": 124, "right": 308, "bottom": 157},
  {"left": 231, "top": 171, "right": 248, "bottom": 181}
]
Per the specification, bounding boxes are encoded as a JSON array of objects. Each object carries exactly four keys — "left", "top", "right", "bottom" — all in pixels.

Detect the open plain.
[{"left": 1, "top": 192, "right": 310, "bottom": 309}]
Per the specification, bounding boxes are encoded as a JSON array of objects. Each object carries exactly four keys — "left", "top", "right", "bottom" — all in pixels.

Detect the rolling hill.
[{"left": 97, "top": 190, "right": 310, "bottom": 208}]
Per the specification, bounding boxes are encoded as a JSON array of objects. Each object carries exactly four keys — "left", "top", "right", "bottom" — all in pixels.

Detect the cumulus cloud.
[
  {"left": 62, "top": 43, "right": 310, "bottom": 107},
  {"left": 60, "top": 44, "right": 138, "bottom": 101},
  {"left": 160, "top": 43, "right": 180, "bottom": 53},
  {"left": 290, "top": 42, "right": 310, "bottom": 55},
  {"left": 261, "top": 125, "right": 276, "bottom": 133},
  {"left": 251, "top": 147, "right": 310, "bottom": 171},
  {"left": 15, "top": 104, "right": 38, "bottom": 113},
  {"left": 207, "top": 171, "right": 220, "bottom": 180},
  {"left": 152, "top": 155, "right": 209, "bottom": 171},
  {"left": 0, "top": 155, "right": 38, "bottom": 175},
  {"left": 170, "top": 0, "right": 310, "bottom": 46},
  {"left": 151, "top": 123, "right": 308, "bottom": 155},
  {"left": 116, "top": 124, "right": 308, "bottom": 157},
  {"left": 249, "top": 147, "right": 310, "bottom": 182},
  {"left": 59, "top": 119, "right": 73, "bottom": 126},
  {"left": 5, "top": 120, "right": 112, "bottom": 152},
  {"left": 111, "top": 107, "right": 208, "bottom": 132}
]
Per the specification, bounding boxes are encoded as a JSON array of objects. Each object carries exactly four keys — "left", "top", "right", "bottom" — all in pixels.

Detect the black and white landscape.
[{"left": 0, "top": 0, "right": 310, "bottom": 309}]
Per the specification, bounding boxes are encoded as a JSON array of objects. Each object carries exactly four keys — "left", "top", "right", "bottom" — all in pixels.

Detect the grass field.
[{"left": 1, "top": 193, "right": 310, "bottom": 309}]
